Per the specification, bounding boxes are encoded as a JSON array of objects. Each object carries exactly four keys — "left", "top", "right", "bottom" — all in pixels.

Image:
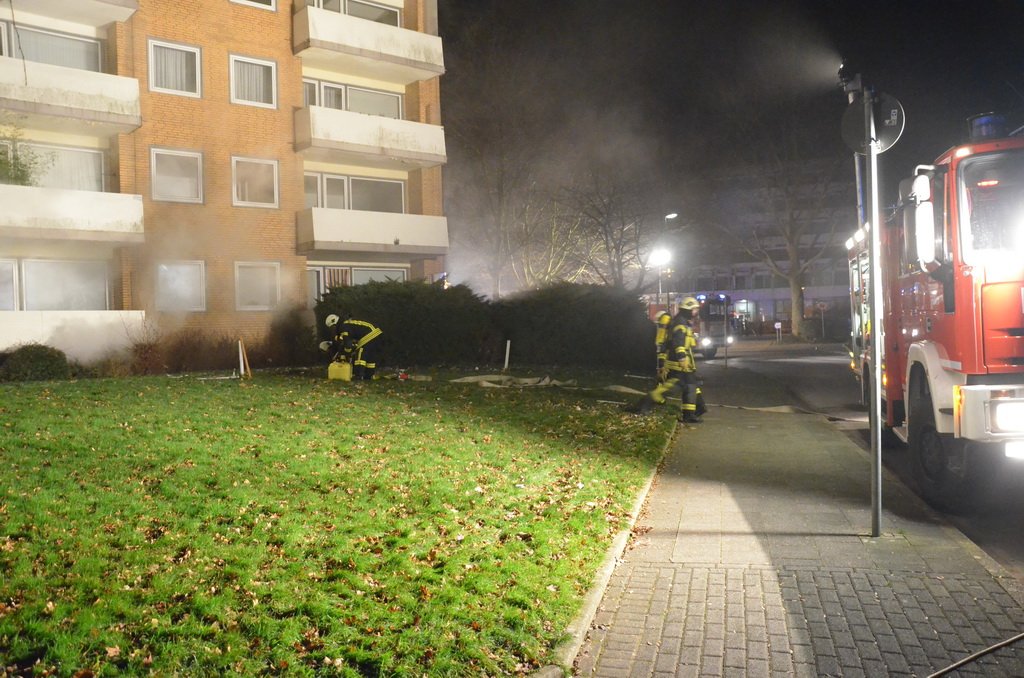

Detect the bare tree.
[{"left": 507, "top": 197, "right": 592, "bottom": 289}]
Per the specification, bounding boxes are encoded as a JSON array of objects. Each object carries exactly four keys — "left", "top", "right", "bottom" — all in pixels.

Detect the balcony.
[
  {"left": 0, "top": 184, "right": 144, "bottom": 244},
  {"left": 293, "top": 6, "right": 444, "bottom": 85},
  {"left": 296, "top": 208, "right": 448, "bottom": 260},
  {"left": 295, "top": 106, "right": 445, "bottom": 170},
  {"left": 2, "top": 0, "right": 138, "bottom": 26},
  {"left": 0, "top": 57, "right": 141, "bottom": 136},
  {"left": 0, "top": 310, "right": 147, "bottom": 363}
]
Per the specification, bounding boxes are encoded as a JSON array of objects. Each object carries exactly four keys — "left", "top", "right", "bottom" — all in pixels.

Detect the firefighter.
[
  {"left": 629, "top": 297, "right": 703, "bottom": 423},
  {"left": 654, "top": 311, "right": 672, "bottom": 383},
  {"left": 322, "top": 312, "right": 383, "bottom": 380}
]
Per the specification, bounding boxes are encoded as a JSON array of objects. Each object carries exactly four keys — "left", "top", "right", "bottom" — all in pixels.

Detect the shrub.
[
  {"left": 250, "top": 305, "right": 320, "bottom": 368},
  {"left": 0, "top": 343, "right": 71, "bottom": 382},
  {"left": 496, "top": 283, "right": 653, "bottom": 371},
  {"left": 163, "top": 330, "right": 237, "bottom": 373},
  {"left": 318, "top": 281, "right": 496, "bottom": 368}
]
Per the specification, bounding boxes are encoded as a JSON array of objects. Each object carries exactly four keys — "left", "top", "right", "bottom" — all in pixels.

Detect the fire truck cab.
[{"left": 849, "top": 120, "right": 1024, "bottom": 511}]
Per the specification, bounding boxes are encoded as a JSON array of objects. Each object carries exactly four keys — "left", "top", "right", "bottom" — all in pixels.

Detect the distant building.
[{"left": 0, "top": 0, "right": 446, "bottom": 362}]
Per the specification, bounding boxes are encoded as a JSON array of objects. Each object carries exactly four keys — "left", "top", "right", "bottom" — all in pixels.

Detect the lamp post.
[
  {"left": 661, "top": 213, "right": 678, "bottom": 310},
  {"left": 648, "top": 248, "right": 672, "bottom": 316}
]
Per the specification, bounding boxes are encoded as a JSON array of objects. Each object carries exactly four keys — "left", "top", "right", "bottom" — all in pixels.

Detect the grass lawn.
[{"left": 0, "top": 369, "right": 674, "bottom": 676}]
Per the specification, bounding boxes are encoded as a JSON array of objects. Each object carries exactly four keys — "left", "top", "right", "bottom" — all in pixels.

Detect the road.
[{"left": 713, "top": 339, "right": 1024, "bottom": 583}]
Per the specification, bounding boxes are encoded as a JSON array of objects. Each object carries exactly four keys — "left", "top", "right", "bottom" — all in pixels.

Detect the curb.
[{"left": 532, "top": 425, "right": 679, "bottom": 677}]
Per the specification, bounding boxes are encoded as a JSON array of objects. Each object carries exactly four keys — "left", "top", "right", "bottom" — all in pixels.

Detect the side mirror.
[{"left": 911, "top": 174, "right": 937, "bottom": 268}]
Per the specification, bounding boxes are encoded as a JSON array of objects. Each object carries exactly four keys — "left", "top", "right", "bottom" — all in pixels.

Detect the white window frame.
[
  {"left": 232, "top": 156, "right": 279, "bottom": 208},
  {"left": 148, "top": 39, "right": 202, "bottom": 98},
  {"left": 22, "top": 259, "right": 109, "bottom": 311},
  {"left": 0, "top": 21, "right": 7, "bottom": 58},
  {"left": 303, "top": 171, "right": 321, "bottom": 209},
  {"left": 19, "top": 142, "right": 104, "bottom": 192},
  {"left": 150, "top": 147, "right": 203, "bottom": 203},
  {"left": 156, "top": 260, "right": 206, "bottom": 311},
  {"left": 302, "top": 77, "right": 402, "bottom": 119},
  {"left": 10, "top": 24, "right": 102, "bottom": 72},
  {"left": 304, "top": 172, "right": 404, "bottom": 213},
  {"left": 346, "top": 84, "right": 402, "bottom": 118},
  {"left": 0, "top": 258, "right": 17, "bottom": 311},
  {"left": 229, "top": 54, "right": 277, "bottom": 109},
  {"left": 230, "top": 0, "right": 276, "bottom": 10},
  {"left": 345, "top": 0, "right": 400, "bottom": 26},
  {"left": 235, "top": 261, "right": 280, "bottom": 311}
]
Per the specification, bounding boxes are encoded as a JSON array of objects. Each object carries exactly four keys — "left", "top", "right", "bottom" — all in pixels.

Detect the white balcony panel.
[
  {"left": 297, "top": 208, "right": 448, "bottom": 257},
  {"left": 0, "top": 0, "right": 137, "bottom": 26},
  {"left": 293, "top": 6, "right": 443, "bottom": 85},
  {"left": 0, "top": 311, "right": 146, "bottom": 363},
  {"left": 0, "top": 57, "right": 141, "bottom": 135},
  {"left": 0, "top": 184, "right": 143, "bottom": 244},
  {"left": 295, "top": 106, "right": 445, "bottom": 170}
]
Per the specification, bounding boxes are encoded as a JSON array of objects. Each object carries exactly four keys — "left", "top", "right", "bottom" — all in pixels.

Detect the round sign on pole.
[{"left": 841, "top": 92, "right": 905, "bottom": 155}]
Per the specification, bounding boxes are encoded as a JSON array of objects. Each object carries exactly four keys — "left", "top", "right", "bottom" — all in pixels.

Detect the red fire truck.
[{"left": 848, "top": 117, "right": 1024, "bottom": 511}]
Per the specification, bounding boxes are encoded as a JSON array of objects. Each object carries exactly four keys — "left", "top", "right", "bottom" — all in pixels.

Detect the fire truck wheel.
[{"left": 908, "top": 384, "right": 990, "bottom": 514}]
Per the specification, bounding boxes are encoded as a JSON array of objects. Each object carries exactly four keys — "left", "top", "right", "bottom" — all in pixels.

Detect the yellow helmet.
[
  {"left": 656, "top": 311, "right": 672, "bottom": 326},
  {"left": 680, "top": 297, "right": 700, "bottom": 311},
  {"left": 325, "top": 313, "right": 340, "bottom": 328}
]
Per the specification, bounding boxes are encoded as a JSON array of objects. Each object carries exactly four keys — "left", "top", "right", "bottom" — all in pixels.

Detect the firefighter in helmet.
[
  {"left": 630, "top": 297, "right": 703, "bottom": 423},
  {"left": 320, "top": 312, "right": 383, "bottom": 380}
]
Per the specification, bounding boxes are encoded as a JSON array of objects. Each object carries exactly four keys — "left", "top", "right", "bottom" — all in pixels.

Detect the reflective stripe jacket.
[
  {"left": 333, "top": 319, "right": 382, "bottom": 353},
  {"left": 665, "top": 314, "right": 697, "bottom": 373}
]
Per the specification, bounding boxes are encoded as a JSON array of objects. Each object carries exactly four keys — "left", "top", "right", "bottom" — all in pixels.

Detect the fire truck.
[
  {"left": 693, "top": 292, "right": 734, "bottom": 359},
  {"left": 848, "top": 116, "right": 1024, "bottom": 511}
]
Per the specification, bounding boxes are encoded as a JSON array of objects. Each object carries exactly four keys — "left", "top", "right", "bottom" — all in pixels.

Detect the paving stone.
[{"left": 571, "top": 399, "right": 1024, "bottom": 678}]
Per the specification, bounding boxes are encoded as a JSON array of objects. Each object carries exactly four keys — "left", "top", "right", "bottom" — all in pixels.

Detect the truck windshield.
[{"left": 959, "top": 148, "right": 1024, "bottom": 265}]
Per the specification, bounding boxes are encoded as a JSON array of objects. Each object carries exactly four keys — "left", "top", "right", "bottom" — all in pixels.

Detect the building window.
[
  {"left": 347, "top": 86, "right": 401, "bottom": 118},
  {"left": 306, "top": 266, "right": 350, "bottom": 306},
  {"left": 302, "top": 78, "right": 401, "bottom": 119},
  {"left": 149, "top": 40, "right": 201, "bottom": 97},
  {"left": 304, "top": 173, "right": 403, "bottom": 213},
  {"left": 22, "top": 259, "right": 108, "bottom": 311},
  {"left": 0, "top": 260, "right": 15, "bottom": 310},
  {"left": 0, "top": 22, "right": 7, "bottom": 57},
  {"left": 230, "top": 55, "right": 276, "bottom": 108},
  {"left": 231, "top": 0, "right": 276, "bottom": 9},
  {"left": 235, "top": 262, "right": 280, "bottom": 311},
  {"left": 19, "top": 143, "right": 103, "bottom": 192},
  {"left": 10, "top": 24, "right": 101, "bottom": 72},
  {"left": 151, "top": 148, "right": 203, "bottom": 203},
  {"left": 232, "top": 157, "right": 278, "bottom": 207},
  {"left": 345, "top": 0, "right": 400, "bottom": 26},
  {"left": 352, "top": 268, "right": 406, "bottom": 285},
  {"left": 156, "top": 261, "right": 206, "bottom": 311}
]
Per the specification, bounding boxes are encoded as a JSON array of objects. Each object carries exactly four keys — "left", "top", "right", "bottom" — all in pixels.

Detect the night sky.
[{"left": 438, "top": 0, "right": 1024, "bottom": 184}]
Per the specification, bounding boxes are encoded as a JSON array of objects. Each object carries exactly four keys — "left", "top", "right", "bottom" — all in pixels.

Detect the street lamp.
[
  {"left": 660, "top": 213, "right": 677, "bottom": 310},
  {"left": 648, "top": 248, "right": 672, "bottom": 315}
]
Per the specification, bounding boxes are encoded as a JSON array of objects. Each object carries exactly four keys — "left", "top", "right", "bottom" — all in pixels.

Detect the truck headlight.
[
  {"left": 992, "top": 401, "right": 1024, "bottom": 433},
  {"left": 1005, "top": 441, "right": 1024, "bottom": 460},
  {"left": 701, "top": 337, "right": 712, "bottom": 347},
  {"left": 726, "top": 336, "right": 734, "bottom": 345}
]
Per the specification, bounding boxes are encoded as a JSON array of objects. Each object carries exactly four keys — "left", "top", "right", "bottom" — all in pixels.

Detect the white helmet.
[{"left": 325, "top": 313, "right": 340, "bottom": 328}]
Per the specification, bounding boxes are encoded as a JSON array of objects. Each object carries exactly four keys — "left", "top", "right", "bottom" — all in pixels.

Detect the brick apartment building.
[{"left": 0, "top": 0, "right": 447, "bottom": 362}]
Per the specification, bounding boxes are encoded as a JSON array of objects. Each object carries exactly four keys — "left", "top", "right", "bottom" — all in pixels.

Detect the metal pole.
[{"left": 865, "top": 86, "right": 884, "bottom": 538}]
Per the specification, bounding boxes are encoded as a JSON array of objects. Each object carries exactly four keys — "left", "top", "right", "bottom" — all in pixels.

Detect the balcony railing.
[
  {"left": 293, "top": 6, "right": 444, "bottom": 85},
  {"left": 294, "top": 106, "right": 446, "bottom": 170},
  {"left": 296, "top": 208, "right": 448, "bottom": 258},
  {"left": 0, "top": 184, "right": 144, "bottom": 244},
  {"left": 10, "top": 0, "right": 138, "bottom": 27},
  {"left": 0, "top": 57, "right": 141, "bottom": 136}
]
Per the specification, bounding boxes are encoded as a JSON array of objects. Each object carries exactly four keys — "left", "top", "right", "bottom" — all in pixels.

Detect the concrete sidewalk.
[{"left": 573, "top": 362, "right": 1024, "bottom": 677}]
